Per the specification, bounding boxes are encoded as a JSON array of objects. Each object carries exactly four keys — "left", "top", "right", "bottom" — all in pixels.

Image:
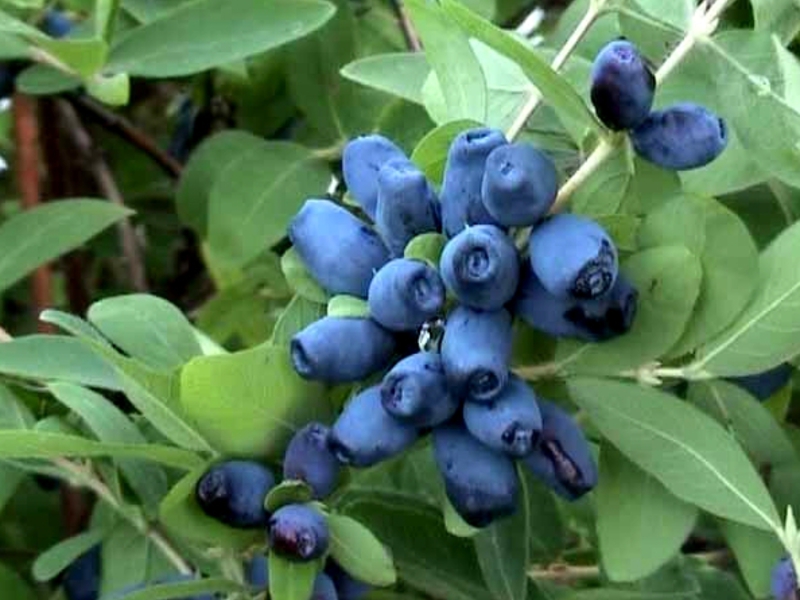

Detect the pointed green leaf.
[{"left": 328, "top": 514, "right": 397, "bottom": 586}]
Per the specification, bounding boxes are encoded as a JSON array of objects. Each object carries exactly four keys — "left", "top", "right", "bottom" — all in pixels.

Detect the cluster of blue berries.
[
  {"left": 192, "top": 425, "right": 366, "bottom": 598},
  {"left": 591, "top": 39, "right": 727, "bottom": 170},
  {"left": 285, "top": 116, "right": 642, "bottom": 527}
]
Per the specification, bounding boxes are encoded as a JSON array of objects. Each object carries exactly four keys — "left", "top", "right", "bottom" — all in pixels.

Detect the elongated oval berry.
[
  {"left": 529, "top": 213, "right": 618, "bottom": 299},
  {"left": 440, "top": 225, "right": 519, "bottom": 310},
  {"left": 481, "top": 143, "right": 558, "bottom": 226},
  {"left": 376, "top": 159, "right": 440, "bottom": 256},
  {"left": 590, "top": 40, "right": 655, "bottom": 131},
  {"left": 380, "top": 352, "right": 458, "bottom": 427},
  {"left": 441, "top": 128, "right": 507, "bottom": 237},
  {"left": 441, "top": 306, "right": 513, "bottom": 402},
  {"left": 326, "top": 560, "right": 370, "bottom": 600},
  {"left": 563, "top": 273, "right": 638, "bottom": 341},
  {"left": 291, "top": 317, "right": 396, "bottom": 383},
  {"left": 463, "top": 375, "right": 542, "bottom": 457},
  {"left": 330, "top": 385, "right": 418, "bottom": 467},
  {"left": 312, "top": 573, "right": 339, "bottom": 600},
  {"left": 728, "top": 363, "right": 793, "bottom": 401},
  {"left": 289, "top": 200, "right": 390, "bottom": 298},
  {"left": 516, "top": 263, "right": 637, "bottom": 342},
  {"left": 522, "top": 400, "right": 597, "bottom": 500},
  {"left": 195, "top": 460, "right": 275, "bottom": 529},
  {"left": 246, "top": 556, "right": 269, "bottom": 591},
  {"left": 771, "top": 557, "right": 797, "bottom": 600},
  {"left": 631, "top": 103, "right": 728, "bottom": 170},
  {"left": 368, "top": 259, "right": 446, "bottom": 331},
  {"left": 343, "top": 135, "right": 408, "bottom": 220},
  {"left": 269, "top": 504, "right": 329, "bottom": 562},
  {"left": 284, "top": 423, "right": 341, "bottom": 499},
  {"left": 63, "top": 546, "right": 100, "bottom": 600},
  {"left": 433, "top": 423, "right": 519, "bottom": 527}
]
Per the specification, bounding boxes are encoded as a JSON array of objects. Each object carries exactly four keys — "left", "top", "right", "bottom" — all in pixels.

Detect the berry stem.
[{"left": 505, "top": 1, "right": 603, "bottom": 141}]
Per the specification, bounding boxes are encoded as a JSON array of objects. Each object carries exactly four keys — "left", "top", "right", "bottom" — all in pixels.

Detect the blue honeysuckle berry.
[
  {"left": 268, "top": 504, "right": 329, "bottom": 562},
  {"left": 195, "top": 460, "right": 275, "bottom": 529},
  {"left": 590, "top": 39, "right": 655, "bottom": 131},
  {"left": 343, "top": 134, "right": 408, "bottom": 220},
  {"left": 440, "top": 305, "right": 513, "bottom": 403},
  {"left": 290, "top": 317, "right": 396, "bottom": 384},
  {"left": 631, "top": 103, "right": 728, "bottom": 170},
  {"left": 288, "top": 199, "right": 390, "bottom": 298},
  {"left": 440, "top": 224, "right": 520, "bottom": 311},
  {"left": 481, "top": 142, "right": 558, "bottom": 227},
  {"left": 329, "top": 385, "right": 418, "bottom": 467},
  {"left": 433, "top": 423, "right": 519, "bottom": 528}
]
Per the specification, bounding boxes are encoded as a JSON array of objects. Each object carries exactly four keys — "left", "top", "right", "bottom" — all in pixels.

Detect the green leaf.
[
  {"left": 48, "top": 383, "right": 167, "bottom": 512},
  {"left": 87, "top": 342, "right": 213, "bottom": 453},
  {"left": 706, "top": 31, "right": 800, "bottom": 189},
  {"left": 472, "top": 466, "right": 529, "bottom": 600},
  {"left": 440, "top": 0, "right": 602, "bottom": 135},
  {"left": 32, "top": 529, "right": 106, "bottom": 582},
  {"left": 521, "top": 471, "right": 565, "bottom": 562},
  {"left": 403, "top": 233, "right": 448, "bottom": 267},
  {"left": 328, "top": 513, "right": 397, "bottom": 586},
  {"left": 100, "top": 519, "right": 150, "bottom": 595},
  {"left": 554, "top": 246, "right": 702, "bottom": 376},
  {"left": 638, "top": 195, "right": 759, "bottom": 357},
  {"left": 688, "top": 380, "right": 797, "bottom": 467},
  {"left": 159, "top": 466, "right": 262, "bottom": 550},
  {"left": 720, "top": 520, "right": 784, "bottom": 598},
  {"left": 272, "top": 295, "right": 327, "bottom": 347},
  {"left": 0, "top": 199, "right": 130, "bottom": 293},
  {"left": 630, "top": 0, "right": 693, "bottom": 31},
  {"left": 180, "top": 343, "right": 331, "bottom": 457},
  {"left": 338, "top": 495, "right": 492, "bottom": 600},
  {"left": 86, "top": 73, "right": 130, "bottom": 106},
  {"left": 264, "top": 480, "right": 314, "bottom": 513},
  {"left": 40, "top": 309, "right": 110, "bottom": 345},
  {"left": 87, "top": 295, "right": 202, "bottom": 370},
  {"left": 0, "top": 335, "right": 120, "bottom": 390},
  {"left": 268, "top": 554, "right": 318, "bottom": 600},
  {"left": 176, "top": 130, "right": 265, "bottom": 236},
  {"left": 597, "top": 443, "right": 698, "bottom": 582},
  {"left": 750, "top": 0, "right": 800, "bottom": 43},
  {"left": 97, "top": 577, "right": 244, "bottom": 600},
  {"left": 410, "top": 120, "right": 481, "bottom": 185},
  {"left": 0, "top": 561, "right": 36, "bottom": 600},
  {"left": 443, "top": 497, "right": 480, "bottom": 538},
  {"left": 569, "top": 378, "right": 781, "bottom": 531},
  {"left": 341, "top": 52, "right": 429, "bottom": 104},
  {"left": 207, "top": 141, "right": 330, "bottom": 269},
  {"left": 694, "top": 219, "right": 800, "bottom": 376},
  {"left": 280, "top": 248, "right": 329, "bottom": 305},
  {"left": 405, "top": 0, "right": 487, "bottom": 122},
  {"left": 107, "top": 0, "right": 336, "bottom": 77},
  {"left": 328, "top": 295, "right": 369, "bottom": 319},
  {"left": 37, "top": 38, "right": 108, "bottom": 78},
  {"left": 15, "top": 63, "right": 81, "bottom": 95},
  {"left": 284, "top": 0, "right": 388, "bottom": 144},
  {"left": 0, "top": 430, "right": 203, "bottom": 469}
]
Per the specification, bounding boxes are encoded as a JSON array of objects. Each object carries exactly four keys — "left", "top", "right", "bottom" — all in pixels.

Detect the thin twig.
[
  {"left": 55, "top": 99, "right": 149, "bottom": 293},
  {"left": 506, "top": 0, "right": 601, "bottom": 141},
  {"left": 529, "top": 563, "right": 600, "bottom": 582},
  {"left": 53, "top": 458, "right": 192, "bottom": 575},
  {"left": 68, "top": 94, "right": 184, "bottom": 179},
  {"left": 13, "top": 93, "right": 56, "bottom": 334},
  {"left": 391, "top": 0, "right": 422, "bottom": 52}
]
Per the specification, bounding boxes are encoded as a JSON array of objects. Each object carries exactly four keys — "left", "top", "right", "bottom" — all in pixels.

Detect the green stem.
[{"left": 53, "top": 458, "right": 193, "bottom": 575}]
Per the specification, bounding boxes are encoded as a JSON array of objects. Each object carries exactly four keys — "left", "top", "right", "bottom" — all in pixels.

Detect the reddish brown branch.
[
  {"left": 13, "top": 94, "right": 55, "bottom": 334},
  {"left": 69, "top": 94, "right": 183, "bottom": 179},
  {"left": 56, "top": 100, "right": 149, "bottom": 293}
]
